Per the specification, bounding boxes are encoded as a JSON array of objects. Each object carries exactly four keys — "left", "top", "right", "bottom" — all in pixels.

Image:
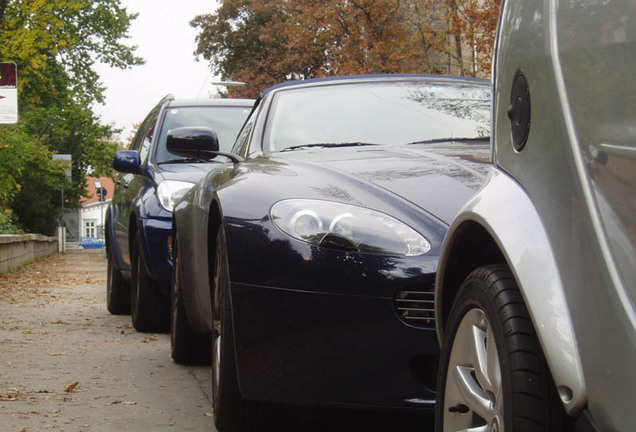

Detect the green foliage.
[
  {"left": 0, "top": 123, "right": 67, "bottom": 235},
  {"left": 0, "top": 0, "right": 141, "bottom": 234},
  {"left": 0, "top": 0, "right": 144, "bottom": 105},
  {"left": 0, "top": 209, "right": 24, "bottom": 234},
  {"left": 22, "top": 101, "right": 119, "bottom": 203}
]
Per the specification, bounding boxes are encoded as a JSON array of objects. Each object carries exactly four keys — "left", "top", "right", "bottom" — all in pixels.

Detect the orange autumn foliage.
[{"left": 192, "top": 0, "right": 500, "bottom": 98}]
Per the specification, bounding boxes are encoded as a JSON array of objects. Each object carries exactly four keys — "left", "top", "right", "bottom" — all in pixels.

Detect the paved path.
[{"left": 0, "top": 251, "right": 213, "bottom": 432}]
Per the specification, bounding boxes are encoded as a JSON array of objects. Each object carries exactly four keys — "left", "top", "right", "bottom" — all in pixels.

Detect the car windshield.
[
  {"left": 265, "top": 79, "right": 490, "bottom": 153},
  {"left": 154, "top": 105, "right": 252, "bottom": 163}
]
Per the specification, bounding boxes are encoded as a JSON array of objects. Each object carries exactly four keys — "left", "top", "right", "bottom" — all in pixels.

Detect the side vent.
[{"left": 395, "top": 287, "right": 435, "bottom": 329}]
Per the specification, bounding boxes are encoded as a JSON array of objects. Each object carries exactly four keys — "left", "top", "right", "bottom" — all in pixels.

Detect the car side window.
[
  {"left": 139, "top": 121, "right": 156, "bottom": 163},
  {"left": 129, "top": 107, "right": 160, "bottom": 164},
  {"left": 129, "top": 123, "right": 146, "bottom": 151},
  {"left": 232, "top": 112, "right": 256, "bottom": 157}
]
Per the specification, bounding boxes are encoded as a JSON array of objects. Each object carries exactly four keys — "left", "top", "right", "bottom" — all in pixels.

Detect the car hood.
[
  {"left": 279, "top": 143, "right": 491, "bottom": 224},
  {"left": 155, "top": 162, "right": 221, "bottom": 183}
]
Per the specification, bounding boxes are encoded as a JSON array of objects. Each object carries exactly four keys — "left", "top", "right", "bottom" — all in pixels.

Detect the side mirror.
[
  {"left": 167, "top": 126, "right": 220, "bottom": 160},
  {"left": 113, "top": 150, "right": 142, "bottom": 174}
]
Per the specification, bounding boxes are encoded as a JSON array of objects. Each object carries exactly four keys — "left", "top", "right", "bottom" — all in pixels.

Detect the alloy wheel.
[{"left": 443, "top": 308, "right": 503, "bottom": 432}]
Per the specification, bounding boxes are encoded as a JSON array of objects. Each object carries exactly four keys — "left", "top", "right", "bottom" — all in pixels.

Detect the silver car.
[{"left": 434, "top": 0, "right": 636, "bottom": 430}]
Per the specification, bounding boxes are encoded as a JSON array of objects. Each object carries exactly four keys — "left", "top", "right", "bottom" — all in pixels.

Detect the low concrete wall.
[{"left": 0, "top": 234, "right": 58, "bottom": 274}]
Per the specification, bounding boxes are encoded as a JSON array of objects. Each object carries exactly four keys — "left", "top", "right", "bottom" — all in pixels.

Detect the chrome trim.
[{"left": 597, "top": 142, "right": 636, "bottom": 159}]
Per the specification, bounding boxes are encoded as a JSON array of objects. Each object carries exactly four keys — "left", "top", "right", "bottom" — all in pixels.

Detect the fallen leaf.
[{"left": 64, "top": 382, "right": 79, "bottom": 393}]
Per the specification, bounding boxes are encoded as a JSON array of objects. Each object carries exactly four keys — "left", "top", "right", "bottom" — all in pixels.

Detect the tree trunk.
[{"left": 448, "top": 0, "right": 464, "bottom": 75}]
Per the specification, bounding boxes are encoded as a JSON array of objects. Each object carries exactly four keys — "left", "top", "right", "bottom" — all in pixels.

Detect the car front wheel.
[
  {"left": 436, "top": 264, "right": 567, "bottom": 432},
  {"left": 212, "top": 225, "right": 256, "bottom": 432},
  {"left": 130, "top": 232, "right": 169, "bottom": 332}
]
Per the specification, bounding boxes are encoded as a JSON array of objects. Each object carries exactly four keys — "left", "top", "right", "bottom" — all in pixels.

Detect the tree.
[
  {"left": 0, "top": 0, "right": 142, "bottom": 234},
  {"left": 446, "top": 0, "right": 500, "bottom": 76},
  {"left": 0, "top": 123, "right": 68, "bottom": 235},
  {"left": 192, "top": 0, "right": 500, "bottom": 97},
  {"left": 0, "top": 0, "right": 143, "bottom": 106}
]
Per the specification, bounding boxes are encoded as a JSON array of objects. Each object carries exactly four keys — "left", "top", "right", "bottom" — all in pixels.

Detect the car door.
[
  {"left": 557, "top": 2, "right": 636, "bottom": 315},
  {"left": 556, "top": 1, "right": 636, "bottom": 425},
  {"left": 112, "top": 104, "right": 161, "bottom": 271}
]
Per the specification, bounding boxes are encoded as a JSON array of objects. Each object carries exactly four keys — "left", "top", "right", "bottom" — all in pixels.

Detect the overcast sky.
[{"left": 93, "top": 0, "right": 221, "bottom": 142}]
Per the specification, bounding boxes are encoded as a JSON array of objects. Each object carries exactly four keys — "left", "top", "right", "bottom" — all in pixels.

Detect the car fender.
[
  {"left": 173, "top": 184, "right": 215, "bottom": 336},
  {"left": 436, "top": 168, "right": 586, "bottom": 416}
]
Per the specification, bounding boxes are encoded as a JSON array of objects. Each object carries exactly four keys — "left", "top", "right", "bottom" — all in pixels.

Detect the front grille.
[{"left": 395, "top": 287, "right": 435, "bottom": 329}]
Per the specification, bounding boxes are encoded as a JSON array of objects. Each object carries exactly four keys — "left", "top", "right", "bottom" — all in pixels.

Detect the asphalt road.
[{"left": 0, "top": 251, "right": 433, "bottom": 432}]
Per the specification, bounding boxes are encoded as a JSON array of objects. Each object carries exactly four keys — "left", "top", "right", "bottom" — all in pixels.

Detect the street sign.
[
  {"left": 53, "top": 154, "right": 72, "bottom": 180},
  {"left": 0, "top": 63, "right": 18, "bottom": 124}
]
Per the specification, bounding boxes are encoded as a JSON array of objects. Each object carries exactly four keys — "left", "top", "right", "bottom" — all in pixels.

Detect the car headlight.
[
  {"left": 270, "top": 199, "right": 431, "bottom": 256},
  {"left": 156, "top": 180, "right": 195, "bottom": 212}
]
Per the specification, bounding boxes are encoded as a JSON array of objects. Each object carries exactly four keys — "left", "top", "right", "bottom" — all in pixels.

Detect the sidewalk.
[{"left": 0, "top": 251, "right": 214, "bottom": 431}]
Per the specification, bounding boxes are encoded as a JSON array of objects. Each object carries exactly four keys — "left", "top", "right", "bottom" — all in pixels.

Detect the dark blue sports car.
[{"left": 168, "top": 75, "right": 491, "bottom": 430}]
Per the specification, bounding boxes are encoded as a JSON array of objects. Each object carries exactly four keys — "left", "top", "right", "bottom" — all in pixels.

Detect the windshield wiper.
[
  {"left": 408, "top": 136, "right": 490, "bottom": 145},
  {"left": 157, "top": 157, "right": 205, "bottom": 164},
  {"left": 280, "top": 142, "right": 379, "bottom": 152}
]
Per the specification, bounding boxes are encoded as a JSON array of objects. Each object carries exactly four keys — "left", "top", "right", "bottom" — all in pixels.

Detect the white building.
[{"left": 79, "top": 177, "right": 114, "bottom": 242}]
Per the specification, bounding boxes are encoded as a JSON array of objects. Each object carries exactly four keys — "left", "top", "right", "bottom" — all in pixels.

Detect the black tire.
[
  {"left": 212, "top": 226, "right": 253, "bottom": 432},
  {"left": 171, "top": 236, "right": 210, "bottom": 364},
  {"left": 106, "top": 246, "right": 130, "bottom": 315},
  {"left": 435, "top": 264, "right": 567, "bottom": 432},
  {"left": 130, "top": 232, "right": 169, "bottom": 332}
]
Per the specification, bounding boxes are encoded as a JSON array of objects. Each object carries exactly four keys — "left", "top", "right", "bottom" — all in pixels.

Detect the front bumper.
[
  {"left": 139, "top": 217, "right": 173, "bottom": 293},
  {"left": 230, "top": 281, "right": 439, "bottom": 410}
]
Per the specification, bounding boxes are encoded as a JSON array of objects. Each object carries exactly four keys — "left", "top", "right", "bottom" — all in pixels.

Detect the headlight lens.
[
  {"left": 156, "top": 180, "right": 195, "bottom": 212},
  {"left": 270, "top": 199, "right": 431, "bottom": 256}
]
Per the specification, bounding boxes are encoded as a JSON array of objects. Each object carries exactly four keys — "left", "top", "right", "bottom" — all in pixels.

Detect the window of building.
[{"left": 85, "top": 220, "right": 96, "bottom": 238}]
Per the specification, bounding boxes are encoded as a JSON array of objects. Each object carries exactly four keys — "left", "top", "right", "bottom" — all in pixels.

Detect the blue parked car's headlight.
[
  {"left": 270, "top": 199, "right": 430, "bottom": 256},
  {"left": 156, "top": 180, "right": 195, "bottom": 212}
]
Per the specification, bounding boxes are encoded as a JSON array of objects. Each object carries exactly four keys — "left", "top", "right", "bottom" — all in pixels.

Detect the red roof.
[{"left": 82, "top": 177, "right": 115, "bottom": 205}]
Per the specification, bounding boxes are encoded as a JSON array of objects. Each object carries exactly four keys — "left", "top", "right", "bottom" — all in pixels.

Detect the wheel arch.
[
  {"left": 435, "top": 169, "right": 587, "bottom": 416},
  {"left": 436, "top": 220, "right": 506, "bottom": 339}
]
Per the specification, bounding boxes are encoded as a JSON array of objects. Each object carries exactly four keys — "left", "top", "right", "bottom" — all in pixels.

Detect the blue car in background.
[
  {"left": 78, "top": 237, "right": 104, "bottom": 249},
  {"left": 105, "top": 95, "right": 253, "bottom": 332}
]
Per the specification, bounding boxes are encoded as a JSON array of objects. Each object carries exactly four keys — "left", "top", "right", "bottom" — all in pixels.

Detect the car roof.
[
  {"left": 260, "top": 74, "right": 489, "bottom": 96},
  {"left": 165, "top": 98, "right": 254, "bottom": 108}
]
